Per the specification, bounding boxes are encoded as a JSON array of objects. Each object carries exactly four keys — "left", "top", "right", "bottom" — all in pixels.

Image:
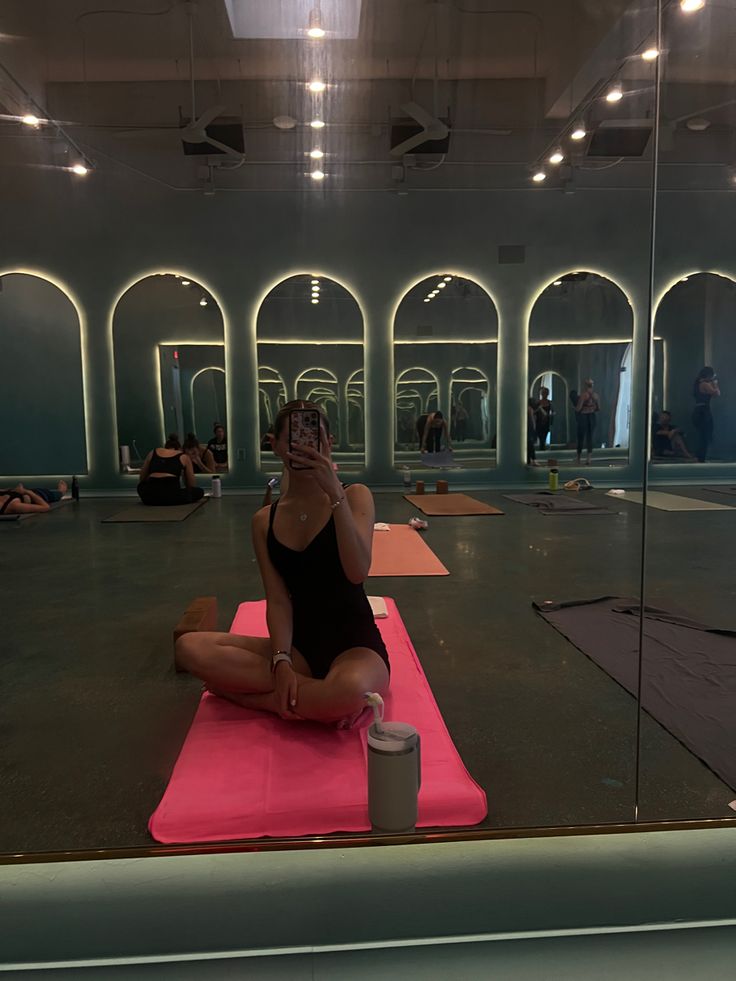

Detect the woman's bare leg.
[{"left": 291, "top": 649, "right": 390, "bottom": 724}]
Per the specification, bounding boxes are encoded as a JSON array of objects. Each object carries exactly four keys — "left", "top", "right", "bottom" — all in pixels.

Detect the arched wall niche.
[
  {"left": 255, "top": 273, "right": 365, "bottom": 470},
  {"left": 112, "top": 273, "right": 227, "bottom": 470},
  {"left": 0, "top": 270, "right": 87, "bottom": 475},
  {"left": 393, "top": 273, "right": 499, "bottom": 467},
  {"left": 527, "top": 271, "right": 635, "bottom": 463}
]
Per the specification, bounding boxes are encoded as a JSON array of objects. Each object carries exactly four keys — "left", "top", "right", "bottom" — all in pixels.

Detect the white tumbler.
[
  {"left": 367, "top": 721, "right": 421, "bottom": 832},
  {"left": 211, "top": 475, "right": 222, "bottom": 498},
  {"left": 120, "top": 445, "right": 131, "bottom": 469}
]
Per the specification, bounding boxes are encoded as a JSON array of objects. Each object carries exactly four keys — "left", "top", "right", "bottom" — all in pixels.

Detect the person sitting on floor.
[
  {"left": 207, "top": 423, "right": 228, "bottom": 471},
  {"left": 0, "top": 480, "right": 69, "bottom": 516},
  {"left": 176, "top": 400, "right": 390, "bottom": 726},
  {"left": 137, "top": 434, "right": 204, "bottom": 506},
  {"left": 183, "top": 432, "right": 217, "bottom": 474},
  {"left": 652, "top": 411, "right": 695, "bottom": 460}
]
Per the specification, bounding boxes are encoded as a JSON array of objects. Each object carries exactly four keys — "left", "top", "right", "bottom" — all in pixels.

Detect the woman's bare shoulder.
[{"left": 252, "top": 504, "right": 271, "bottom": 530}]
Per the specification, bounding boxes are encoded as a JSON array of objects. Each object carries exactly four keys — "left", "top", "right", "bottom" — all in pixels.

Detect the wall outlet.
[{"left": 237, "top": 448, "right": 246, "bottom": 461}]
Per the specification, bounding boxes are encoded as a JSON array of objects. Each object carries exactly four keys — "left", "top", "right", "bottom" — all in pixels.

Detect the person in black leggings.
[
  {"left": 575, "top": 380, "right": 600, "bottom": 465},
  {"left": 691, "top": 366, "right": 720, "bottom": 463},
  {"left": 421, "top": 411, "right": 452, "bottom": 455},
  {"left": 175, "top": 400, "right": 389, "bottom": 725},
  {"left": 137, "top": 434, "right": 204, "bottom": 506}
]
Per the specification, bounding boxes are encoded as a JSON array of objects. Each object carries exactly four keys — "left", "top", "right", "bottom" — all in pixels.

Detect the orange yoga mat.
[
  {"left": 404, "top": 493, "right": 504, "bottom": 516},
  {"left": 369, "top": 523, "right": 449, "bottom": 576}
]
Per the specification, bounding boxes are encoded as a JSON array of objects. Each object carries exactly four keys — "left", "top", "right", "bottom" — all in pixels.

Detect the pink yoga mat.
[
  {"left": 369, "top": 524, "right": 449, "bottom": 577},
  {"left": 149, "top": 599, "right": 487, "bottom": 842}
]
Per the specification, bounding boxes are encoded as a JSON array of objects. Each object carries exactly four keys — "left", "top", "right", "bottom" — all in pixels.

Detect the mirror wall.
[
  {"left": 0, "top": 272, "right": 86, "bottom": 476},
  {"left": 393, "top": 274, "right": 498, "bottom": 469},
  {"left": 113, "top": 274, "right": 226, "bottom": 471},
  {"left": 651, "top": 272, "right": 736, "bottom": 464},
  {"left": 528, "top": 272, "right": 634, "bottom": 467},
  {"left": 256, "top": 274, "right": 365, "bottom": 471}
]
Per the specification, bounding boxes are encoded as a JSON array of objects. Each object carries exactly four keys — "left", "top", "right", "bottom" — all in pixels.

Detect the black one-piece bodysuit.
[{"left": 266, "top": 499, "right": 390, "bottom": 679}]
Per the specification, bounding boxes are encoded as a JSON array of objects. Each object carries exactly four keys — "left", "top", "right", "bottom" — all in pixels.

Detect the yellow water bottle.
[{"left": 549, "top": 467, "right": 559, "bottom": 491}]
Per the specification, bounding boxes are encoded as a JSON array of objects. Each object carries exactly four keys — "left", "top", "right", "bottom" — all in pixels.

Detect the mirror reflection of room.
[
  {"left": 113, "top": 274, "right": 227, "bottom": 473},
  {"left": 256, "top": 274, "right": 365, "bottom": 473},
  {"left": 394, "top": 274, "right": 498, "bottom": 470},
  {"left": 652, "top": 272, "right": 735, "bottom": 465},
  {"left": 528, "top": 272, "right": 634, "bottom": 468}
]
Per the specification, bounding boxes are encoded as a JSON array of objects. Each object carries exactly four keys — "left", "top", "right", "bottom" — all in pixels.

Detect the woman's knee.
[{"left": 175, "top": 632, "right": 212, "bottom": 673}]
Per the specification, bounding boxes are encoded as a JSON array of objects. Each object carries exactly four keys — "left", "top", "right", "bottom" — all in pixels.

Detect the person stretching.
[
  {"left": 137, "top": 434, "right": 204, "bottom": 506},
  {"left": 176, "top": 400, "right": 390, "bottom": 724},
  {"left": 0, "top": 480, "right": 68, "bottom": 516}
]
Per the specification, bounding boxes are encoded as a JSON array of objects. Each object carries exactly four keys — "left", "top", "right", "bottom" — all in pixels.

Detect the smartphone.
[{"left": 288, "top": 409, "right": 321, "bottom": 469}]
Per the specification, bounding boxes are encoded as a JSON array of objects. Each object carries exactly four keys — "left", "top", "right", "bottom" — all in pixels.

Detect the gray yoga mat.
[
  {"left": 0, "top": 499, "right": 71, "bottom": 522},
  {"left": 536, "top": 596, "right": 736, "bottom": 791},
  {"left": 607, "top": 490, "right": 734, "bottom": 511},
  {"left": 102, "top": 499, "right": 208, "bottom": 522},
  {"left": 702, "top": 486, "right": 736, "bottom": 498},
  {"left": 504, "top": 493, "right": 615, "bottom": 515}
]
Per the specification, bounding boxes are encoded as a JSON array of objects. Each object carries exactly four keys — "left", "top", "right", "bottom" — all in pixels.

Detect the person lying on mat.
[
  {"left": 183, "top": 432, "right": 217, "bottom": 474},
  {"left": 176, "top": 400, "right": 390, "bottom": 725},
  {"left": 0, "top": 480, "right": 69, "bottom": 515},
  {"left": 137, "top": 434, "right": 205, "bottom": 507}
]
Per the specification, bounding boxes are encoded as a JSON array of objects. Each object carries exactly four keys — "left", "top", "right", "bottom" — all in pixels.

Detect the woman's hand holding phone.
[{"left": 287, "top": 424, "right": 343, "bottom": 500}]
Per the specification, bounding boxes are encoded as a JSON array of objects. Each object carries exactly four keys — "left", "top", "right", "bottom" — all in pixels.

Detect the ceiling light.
[
  {"left": 606, "top": 84, "right": 623, "bottom": 103},
  {"left": 307, "top": 7, "right": 326, "bottom": 38},
  {"left": 311, "top": 278, "right": 319, "bottom": 284},
  {"left": 570, "top": 123, "right": 587, "bottom": 141},
  {"left": 310, "top": 169, "right": 325, "bottom": 180},
  {"left": 199, "top": 297, "right": 208, "bottom": 307},
  {"left": 181, "top": 280, "right": 191, "bottom": 287},
  {"left": 310, "top": 119, "right": 325, "bottom": 129},
  {"left": 311, "top": 298, "right": 320, "bottom": 304},
  {"left": 680, "top": 276, "right": 689, "bottom": 282},
  {"left": 430, "top": 290, "right": 439, "bottom": 296},
  {"left": 308, "top": 80, "right": 327, "bottom": 93},
  {"left": 424, "top": 298, "right": 431, "bottom": 302},
  {"left": 21, "top": 114, "right": 40, "bottom": 128},
  {"left": 443, "top": 276, "right": 452, "bottom": 281},
  {"left": 553, "top": 280, "right": 563, "bottom": 286},
  {"left": 680, "top": 0, "right": 705, "bottom": 11},
  {"left": 532, "top": 170, "right": 547, "bottom": 183},
  {"left": 437, "top": 282, "right": 447, "bottom": 288},
  {"left": 310, "top": 149, "right": 324, "bottom": 159},
  {"left": 641, "top": 47, "right": 659, "bottom": 61},
  {"left": 71, "top": 163, "right": 89, "bottom": 176},
  {"left": 549, "top": 148, "right": 564, "bottom": 165}
]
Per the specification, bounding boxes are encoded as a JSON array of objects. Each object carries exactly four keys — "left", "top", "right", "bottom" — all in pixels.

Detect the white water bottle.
[
  {"left": 365, "top": 694, "right": 421, "bottom": 832},
  {"left": 402, "top": 466, "right": 411, "bottom": 489},
  {"left": 211, "top": 475, "right": 222, "bottom": 498}
]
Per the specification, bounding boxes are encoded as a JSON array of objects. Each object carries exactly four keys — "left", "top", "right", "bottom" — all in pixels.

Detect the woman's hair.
[
  {"left": 693, "top": 366, "right": 715, "bottom": 396},
  {"left": 183, "top": 432, "right": 200, "bottom": 450},
  {"left": 213, "top": 422, "right": 225, "bottom": 434},
  {"left": 583, "top": 379, "right": 594, "bottom": 390},
  {"left": 164, "top": 433, "right": 181, "bottom": 450},
  {"left": 272, "top": 400, "right": 331, "bottom": 439},
  {"left": 433, "top": 410, "right": 444, "bottom": 421}
]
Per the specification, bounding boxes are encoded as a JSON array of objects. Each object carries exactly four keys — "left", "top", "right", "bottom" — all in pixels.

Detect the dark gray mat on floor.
[
  {"left": 0, "top": 499, "right": 71, "bottom": 522},
  {"left": 535, "top": 596, "right": 736, "bottom": 791},
  {"left": 102, "top": 499, "right": 208, "bottom": 522},
  {"left": 702, "top": 486, "right": 736, "bottom": 498},
  {"left": 504, "top": 493, "right": 615, "bottom": 515}
]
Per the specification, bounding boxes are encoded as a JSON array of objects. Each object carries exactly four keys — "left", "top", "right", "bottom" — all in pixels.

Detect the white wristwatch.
[{"left": 271, "top": 650, "right": 293, "bottom": 672}]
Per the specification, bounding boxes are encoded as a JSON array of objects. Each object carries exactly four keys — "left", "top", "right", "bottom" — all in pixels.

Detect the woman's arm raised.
[{"left": 251, "top": 507, "right": 294, "bottom": 654}]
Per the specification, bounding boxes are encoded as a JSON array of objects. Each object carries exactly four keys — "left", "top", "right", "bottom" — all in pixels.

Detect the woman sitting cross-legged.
[
  {"left": 137, "top": 434, "right": 205, "bottom": 506},
  {"left": 176, "top": 400, "right": 390, "bottom": 725}
]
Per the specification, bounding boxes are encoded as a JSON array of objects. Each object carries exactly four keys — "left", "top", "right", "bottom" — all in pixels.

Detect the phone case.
[{"left": 289, "top": 409, "right": 321, "bottom": 469}]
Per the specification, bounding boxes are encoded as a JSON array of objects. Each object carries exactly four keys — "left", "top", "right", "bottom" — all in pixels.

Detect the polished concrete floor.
[{"left": 1, "top": 484, "right": 735, "bottom": 855}]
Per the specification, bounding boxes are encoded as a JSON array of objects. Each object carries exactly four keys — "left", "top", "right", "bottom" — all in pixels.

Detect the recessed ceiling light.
[
  {"left": 532, "top": 171, "right": 547, "bottom": 182},
  {"left": 308, "top": 80, "right": 327, "bottom": 93},
  {"left": 71, "top": 163, "right": 89, "bottom": 176},
  {"left": 310, "top": 169, "right": 325, "bottom": 180},
  {"left": 310, "top": 149, "right": 324, "bottom": 159},
  {"left": 430, "top": 290, "right": 439, "bottom": 296},
  {"left": 310, "top": 119, "right": 326, "bottom": 129},
  {"left": 311, "top": 298, "right": 320, "bottom": 304},
  {"left": 680, "top": 0, "right": 705, "bottom": 11},
  {"left": 437, "top": 282, "right": 447, "bottom": 288},
  {"left": 553, "top": 280, "right": 563, "bottom": 286},
  {"left": 570, "top": 123, "right": 587, "bottom": 141},
  {"left": 443, "top": 276, "right": 452, "bottom": 281},
  {"left": 21, "top": 114, "right": 41, "bottom": 127},
  {"left": 549, "top": 148, "right": 564, "bottom": 165},
  {"left": 680, "top": 276, "right": 689, "bottom": 282},
  {"left": 423, "top": 298, "right": 431, "bottom": 302},
  {"left": 307, "top": 7, "right": 326, "bottom": 37},
  {"left": 181, "top": 280, "right": 191, "bottom": 286},
  {"left": 606, "top": 84, "right": 623, "bottom": 103},
  {"left": 311, "top": 278, "right": 319, "bottom": 284},
  {"left": 199, "top": 297, "right": 208, "bottom": 307},
  {"left": 641, "top": 47, "right": 659, "bottom": 61}
]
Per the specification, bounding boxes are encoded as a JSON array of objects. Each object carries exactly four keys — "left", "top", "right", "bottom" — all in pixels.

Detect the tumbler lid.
[{"left": 368, "top": 721, "right": 418, "bottom": 753}]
